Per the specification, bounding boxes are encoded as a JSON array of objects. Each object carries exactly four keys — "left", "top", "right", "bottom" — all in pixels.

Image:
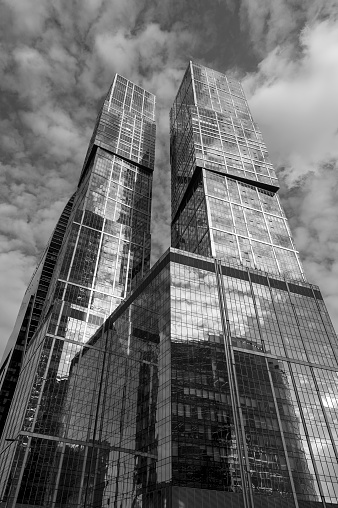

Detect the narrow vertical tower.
[
  {"left": 48, "top": 74, "right": 155, "bottom": 345},
  {"left": 0, "top": 75, "right": 156, "bottom": 507},
  {"left": 0, "top": 194, "right": 74, "bottom": 439},
  {"left": 171, "top": 62, "right": 304, "bottom": 281}
]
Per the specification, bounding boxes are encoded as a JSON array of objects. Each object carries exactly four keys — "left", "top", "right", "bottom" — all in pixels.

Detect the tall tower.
[
  {"left": 1, "top": 63, "right": 338, "bottom": 508},
  {"left": 0, "top": 194, "right": 74, "bottom": 439},
  {"left": 165, "top": 62, "right": 338, "bottom": 506},
  {"left": 171, "top": 62, "right": 304, "bottom": 282},
  {"left": 0, "top": 75, "right": 156, "bottom": 507}
]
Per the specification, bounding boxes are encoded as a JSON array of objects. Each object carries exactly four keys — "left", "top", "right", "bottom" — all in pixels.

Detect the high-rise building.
[
  {"left": 170, "top": 63, "right": 303, "bottom": 282},
  {"left": 0, "top": 62, "right": 338, "bottom": 508},
  {"left": 0, "top": 74, "right": 156, "bottom": 506},
  {"left": 0, "top": 194, "right": 75, "bottom": 439}
]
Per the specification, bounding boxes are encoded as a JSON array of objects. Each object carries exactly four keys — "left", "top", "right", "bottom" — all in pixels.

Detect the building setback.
[{"left": 0, "top": 63, "right": 338, "bottom": 508}]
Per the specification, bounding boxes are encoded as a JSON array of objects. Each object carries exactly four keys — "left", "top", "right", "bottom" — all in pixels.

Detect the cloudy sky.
[{"left": 1, "top": 0, "right": 338, "bottom": 358}]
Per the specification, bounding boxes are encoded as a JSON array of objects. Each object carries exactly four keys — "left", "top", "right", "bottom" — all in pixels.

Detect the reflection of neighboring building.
[
  {"left": 170, "top": 338, "right": 235, "bottom": 491},
  {"left": 172, "top": 336, "right": 317, "bottom": 498}
]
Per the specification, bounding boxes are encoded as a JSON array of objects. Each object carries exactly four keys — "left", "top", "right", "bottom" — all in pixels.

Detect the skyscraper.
[
  {"left": 0, "top": 75, "right": 156, "bottom": 506},
  {"left": 0, "top": 194, "right": 74, "bottom": 439},
  {"left": 170, "top": 62, "right": 303, "bottom": 282},
  {"left": 0, "top": 62, "right": 338, "bottom": 508}
]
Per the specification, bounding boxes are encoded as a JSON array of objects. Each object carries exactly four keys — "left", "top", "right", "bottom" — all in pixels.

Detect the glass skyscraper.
[
  {"left": 0, "top": 63, "right": 337, "bottom": 508},
  {"left": 0, "top": 74, "right": 156, "bottom": 506},
  {"left": 0, "top": 195, "right": 74, "bottom": 439},
  {"left": 171, "top": 62, "right": 303, "bottom": 282}
]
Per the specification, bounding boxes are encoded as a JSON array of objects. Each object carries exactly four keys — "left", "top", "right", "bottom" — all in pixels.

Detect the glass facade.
[
  {"left": 0, "top": 194, "right": 74, "bottom": 439},
  {"left": 0, "top": 62, "right": 337, "bottom": 508},
  {"left": 1, "top": 250, "right": 337, "bottom": 507},
  {"left": 0, "top": 75, "right": 156, "bottom": 506},
  {"left": 171, "top": 62, "right": 304, "bottom": 281}
]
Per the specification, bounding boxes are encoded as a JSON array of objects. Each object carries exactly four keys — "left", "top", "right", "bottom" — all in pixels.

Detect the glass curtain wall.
[
  {"left": 0, "top": 75, "right": 156, "bottom": 507},
  {"left": 0, "top": 195, "right": 74, "bottom": 439},
  {"left": 3, "top": 249, "right": 335, "bottom": 507},
  {"left": 169, "top": 62, "right": 338, "bottom": 507},
  {"left": 171, "top": 62, "right": 304, "bottom": 282}
]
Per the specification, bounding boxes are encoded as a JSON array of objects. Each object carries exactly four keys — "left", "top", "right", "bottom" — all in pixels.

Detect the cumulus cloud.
[
  {"left": 245, "top": 20, "right": 338, "bottom": 181},
  {"left": 239, "top": 0, "right": 338, "bottom": 56}
]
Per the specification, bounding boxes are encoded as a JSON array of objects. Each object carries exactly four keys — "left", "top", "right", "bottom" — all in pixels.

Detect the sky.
[{"left": 1, "top": 0, "right": 338, "bottom": 359}]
